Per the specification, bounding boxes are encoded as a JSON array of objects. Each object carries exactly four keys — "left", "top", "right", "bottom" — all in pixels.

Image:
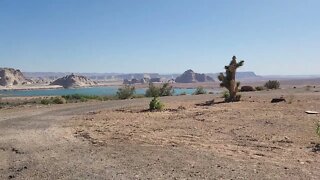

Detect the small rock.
[
  {"left": 271, "top": 98, "right": 286, "bottom": 103},
  {"left": 305, "top": 111, "right": 319, "bottom": 114}
]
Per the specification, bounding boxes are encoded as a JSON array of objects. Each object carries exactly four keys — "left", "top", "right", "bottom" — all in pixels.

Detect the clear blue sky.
[{"left": 0, "top": 0, "right": 319, "bottom": 75}]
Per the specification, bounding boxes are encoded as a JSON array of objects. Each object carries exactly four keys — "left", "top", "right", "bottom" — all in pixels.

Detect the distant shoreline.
[
  {"left": 2, "top": 77, "right": 320, "bottom": 92},
  {"left": 0, "top": 82, "right": 219, "bottom": 92}
]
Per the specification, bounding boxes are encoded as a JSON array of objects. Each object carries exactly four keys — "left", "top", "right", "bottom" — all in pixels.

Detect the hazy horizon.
[
  {"left": 1, "top": 0, "right": 319, "bottom": 75},
  {"left": 18, "top": 70, "right": 320, "bottom": 77}
]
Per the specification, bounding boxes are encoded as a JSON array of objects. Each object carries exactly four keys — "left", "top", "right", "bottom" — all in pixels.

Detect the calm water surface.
[{"left": 0, "top": 87, "right": 220, "bottom": 97}]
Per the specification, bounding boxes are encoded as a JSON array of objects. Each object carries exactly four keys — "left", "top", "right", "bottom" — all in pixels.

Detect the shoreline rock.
[
  {"left": 50, "top": 74, "right": 97, "bottom": 88},
  {"left": 0, "top": 68, "right": 31, "bottom": 86}
]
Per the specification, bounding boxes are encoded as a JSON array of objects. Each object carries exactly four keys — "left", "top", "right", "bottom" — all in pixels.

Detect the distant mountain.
[
  {"left": 23, "top": 72, "right": 160, "bottom": 81},
  {"left": 50, "top": 74, "right": 97, "bottom": 88},
  {"left": 23, "top": 71, "right": 261, "bottom": 82},
  {"left": 175, "top": 69, "right": 215, "bottom": 83},
  {"left": 236, "top": 72, "right": 260, "bottom": 79},
  {"left": 207, "top": 71, "right": 260, "bottom": 80}
]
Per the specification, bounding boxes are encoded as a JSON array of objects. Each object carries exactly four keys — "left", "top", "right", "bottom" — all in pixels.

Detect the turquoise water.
[{"left": 0, "top": 87, "right": 218, "bottom": 97}]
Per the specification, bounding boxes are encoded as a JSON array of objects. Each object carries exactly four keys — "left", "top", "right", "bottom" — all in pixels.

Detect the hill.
[
  {"left": 0, "top": 68, "right": 30, "bottom": 86},
  {"left": 50, "top": 74, "right": 97, "bottom": 88},
  {"left": 175, "top": 69, "right": 215, "bottom": 83}
]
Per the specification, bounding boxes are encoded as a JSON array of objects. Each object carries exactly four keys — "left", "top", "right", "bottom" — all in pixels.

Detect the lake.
[{"left": 0, "top": 87, "right": 221, "bottom": 97}]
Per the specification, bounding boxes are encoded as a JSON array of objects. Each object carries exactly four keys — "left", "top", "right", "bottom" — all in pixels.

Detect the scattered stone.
[
  {"left": 271, "top": 98, "right": 286, "bottom": 103},
  {"left": 305, "top": 111, "right": 319, "bottom": 114},
  {"left": 11, "top": 147, "right": 24, "bottom": 154},
  {"left": 312, "top": 144, "right": 320, "bottom": 152},
  {"left": 88, "top": 111, "right": 101, "bottom": 115}
]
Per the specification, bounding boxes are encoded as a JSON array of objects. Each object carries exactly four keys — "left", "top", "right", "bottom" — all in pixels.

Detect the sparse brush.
[
  {"left": 40, "top": 99, "right": 51, "bottom": 105},
  {"left": 62, "top": 94, "right": 115, "bottom": 102},
  {"left": 255, "top": 86, "right": 265, "bottom": 91},
  {"left": 264, "top": 80, "right": 280, "bottom": 89},
  {"left": 145, "top": 83, "right": 174, "bottom": 97},
  {"left": 160, "top": 83, "right": 174, "bottom": 96},
  {"left": 145, "top": 83, "right": 160, "bottom": 97},
  {"left": 193, "top": 86, "right": 207, "bottom": 95},
  {"left": 41, "top": 97, "right": 66, "bottom": 105},
  {"left": 52, "top": 97, "right": 65, "bottom": 104},
  {"left": 117, "top": 85, "right": 135, "bottom": 99}
]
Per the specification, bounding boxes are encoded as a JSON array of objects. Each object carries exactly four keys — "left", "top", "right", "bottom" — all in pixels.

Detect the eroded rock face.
[
  {"left": 0, "top": 68, "right": 29, "bottom": 86},
  {"left": 175, "top": 70, "right": 214, "bottom": 83},
  {"left": 50, "top": 74, "right": 97, "bottom": 88}
]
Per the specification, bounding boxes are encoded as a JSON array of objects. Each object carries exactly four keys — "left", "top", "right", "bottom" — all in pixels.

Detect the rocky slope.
[
  {"left": 0, "top": 68, "right": 30, "bottom": 86},
  {"left": 50, "top": 74, "right": 97, "bottom": 88},
  {"left": 175, "top": 69, "right": 214, "bottom": 83}
]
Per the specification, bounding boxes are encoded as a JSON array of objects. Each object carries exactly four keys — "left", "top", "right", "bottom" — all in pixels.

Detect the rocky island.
[{"left": 50, "top": 74, "right": 97, "bottom": 88}]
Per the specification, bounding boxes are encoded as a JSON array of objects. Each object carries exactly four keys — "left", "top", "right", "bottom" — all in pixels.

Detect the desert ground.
[{"left": 0, "top": 88, "right": 320, "bottom": 179}]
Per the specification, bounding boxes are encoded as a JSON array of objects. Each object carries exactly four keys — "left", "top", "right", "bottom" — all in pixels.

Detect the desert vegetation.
[
  {"left": 149, "top": 97, "right": 165, "bottom": 111},
  {"left": 240, "top": 86, "right": 255, "bottom": 92},
  {"left": 193, "top": 86, "right": 207, "bottom": 95},
  {"left": 255, "top": 86, "right": 265, "bottom": 91},
  {"left": 218, "top": 56, "right": 244, "bottom": 102},
  {"left": 116, "top": 85, "right": 136, "bottom": 99},
  {"left": 145, "top": 83, "right": 174, "bottom": 97},
  {"left": 264, "top": 80, "right": 280, "bottom": 89}
]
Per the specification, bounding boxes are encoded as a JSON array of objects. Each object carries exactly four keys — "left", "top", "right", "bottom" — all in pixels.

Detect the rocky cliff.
[
  {"left": 50, "top": 74, "right": 97, "bottom": 88},
  {"left": 175, "top": 70, "right": 215, "bottom": 83},
  {"left": 0, "top": 68, "right": 29, "bottom": 86}
]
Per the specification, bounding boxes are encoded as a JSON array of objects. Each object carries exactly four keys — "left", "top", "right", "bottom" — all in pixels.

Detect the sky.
[{"left": 0, "top": 0, "right": 319, "bottom": 75}]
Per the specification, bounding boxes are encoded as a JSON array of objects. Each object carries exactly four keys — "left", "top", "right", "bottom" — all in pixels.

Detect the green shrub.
[
  {"left": 145, "top": 83, "right": 160, "bottom": 97},
  {"left": 145, "top": 83, "right": 174, "bottom": 97},
  {"left": 193, "top": 86, "right": 207, "bottom": 95},
  {"left": 40, "top": 97, "right": 65, "bottom": 105},
  {"left": 264, "top": 80, "right": 280, "bottom": 89},
  {"left": 61, "top": 94, "right": 109, "bottom": 102},
  {"left": 255, "top": 86, "right": 265, "bottom": 91},
  {"left": 159, "top": 83, "right": 174, "bottom": 96},
  {"left": 149, "top": 97, "right": 164, "bottom": 111},
  {"left": 40, "top": 94, "right": 118, "bottom": 104},
  {"left": 117, "top": 85, "right": 135, "bottom": 99}
]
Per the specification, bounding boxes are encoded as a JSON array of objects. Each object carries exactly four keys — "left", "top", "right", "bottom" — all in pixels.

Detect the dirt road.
[{"left": 0, "top": 93, "right": 320, "bottom": 179}]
